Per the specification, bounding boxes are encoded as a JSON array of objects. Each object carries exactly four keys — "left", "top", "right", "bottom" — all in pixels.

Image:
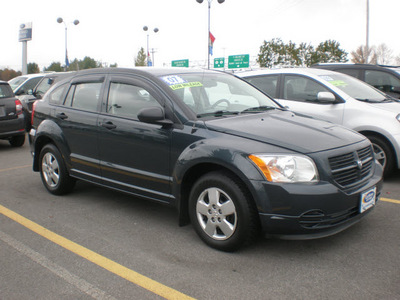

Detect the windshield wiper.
[
  {"left": 241, "top": 105, "right": 287, "bottom": 113},
  {"left": 197, "top": 110, "right": 240, "bottom": 118},
  {"left": 355, "top": 98, "right": 381, "bottom": 103}
]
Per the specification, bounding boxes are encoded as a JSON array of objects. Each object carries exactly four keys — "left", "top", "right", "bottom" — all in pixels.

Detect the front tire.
[
  {"left": 367, "top": 135, "right": 394, "bottom": 177},
  {"left": 189, "top": 171, "right": 259, "bottom": 252},
  {"left": 39, "top": 144, "right": 75, "bottom": 195}
]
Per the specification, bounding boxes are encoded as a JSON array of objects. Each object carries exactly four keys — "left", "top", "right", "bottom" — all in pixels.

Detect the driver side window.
[
  {"left": 107, "top": 82, "right": 162, "bottom": 120},
  {"left": 283, "top": 75, "right": 330, "bottom": 102}
]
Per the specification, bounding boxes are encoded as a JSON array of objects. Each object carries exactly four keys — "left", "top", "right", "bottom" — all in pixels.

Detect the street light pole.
[
  {"left": 57, "top": 17, "right": 79, "bottom": 71},
  {"left": 143, "top": 26, "right": 159, "bottom": 67},
  {"left": 196, "top": 0, "right": 225, "bottom": 69}
]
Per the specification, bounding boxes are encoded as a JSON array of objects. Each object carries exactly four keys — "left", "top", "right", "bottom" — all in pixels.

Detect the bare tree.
[
  {"left": 375, "top": 44, "right": 393, "bottom": 65},
  {"left": 350, "top": 45, "right": 377, "bottom": 64}
]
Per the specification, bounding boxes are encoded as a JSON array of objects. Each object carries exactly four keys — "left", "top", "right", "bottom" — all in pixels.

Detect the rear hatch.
[{"left": 0, "top": 83, "right": 18, "bottom": 121}]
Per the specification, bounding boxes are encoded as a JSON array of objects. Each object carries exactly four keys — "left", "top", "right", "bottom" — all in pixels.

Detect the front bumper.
[{"left": 253, "top": 166, "right": 383, "bottom": 239}]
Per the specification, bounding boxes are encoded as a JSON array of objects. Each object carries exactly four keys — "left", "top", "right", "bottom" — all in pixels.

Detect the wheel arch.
[
  {"left": 176, "top": 161, "right": 260, "bottom": 227},
  {"left": 359, "top": 130, "right": 398, "bottom": 171}
]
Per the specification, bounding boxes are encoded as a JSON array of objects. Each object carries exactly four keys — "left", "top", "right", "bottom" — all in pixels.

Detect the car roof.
[
  {"left": 237, "top": 67, "right": 339, "bottom": 77},
  {"left": 67, "top": 67, "right": 219, "bottom": 77}
]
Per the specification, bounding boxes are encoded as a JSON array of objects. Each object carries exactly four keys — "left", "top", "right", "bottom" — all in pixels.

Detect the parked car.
[
  {"left": 8, "top": 73, "right": 45, "bottom": 96},
  {"left": 239, "top": 68, "right": 400, "bottom": 176},
  {"left": 18, "top": 72, "right": 76, "bottom": 131},
  {"left": 0, "top": 81, "right": 26, "bottom": 147},
  {"left": 30, "top": 68, "right": 383, "bottom": 251},
  {"left": 312, "top": 63, "right": 400, "bottom": 99}
]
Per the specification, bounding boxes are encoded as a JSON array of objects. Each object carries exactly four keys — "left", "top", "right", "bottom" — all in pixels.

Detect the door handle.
[
  {"left": 101, "top": 121, "right": 117, "bottom": 129},
  {"left": 56, "top": 112, "right": 68, "bottom": 120}
]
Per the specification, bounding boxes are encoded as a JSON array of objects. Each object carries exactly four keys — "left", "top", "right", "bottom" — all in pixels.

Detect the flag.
[
  {"left": 147, "top": 51, "right": 152, "bottom": 66},
  {"left": 209, "top": 32, "right": 215, "bottom": 55},
  {"left": 65, "top": 50, "right": 70, "bottom": 67}
]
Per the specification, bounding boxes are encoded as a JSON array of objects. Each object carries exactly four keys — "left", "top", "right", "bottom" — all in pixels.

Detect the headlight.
[
  {"left": 249, "top": 154, "right": 319, "bottom": 183},
  {"left": 396, "top": 114, "right": 400, "bottom": 123}
]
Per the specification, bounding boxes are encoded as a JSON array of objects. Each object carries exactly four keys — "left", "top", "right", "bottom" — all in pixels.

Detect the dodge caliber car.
[
  {"left": 239, "top": 68, "right": 400, "bottom": 176},
  {"left": 29, "top": 68, "right": 383, "bottom": 251}
]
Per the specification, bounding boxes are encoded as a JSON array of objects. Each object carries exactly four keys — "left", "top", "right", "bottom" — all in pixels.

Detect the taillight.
[
  {"left": 15, "top": 99, "right": 23, "bottom": 115},
  {"left": 31, "top": 100, "right": 37, "bottom": 126}
]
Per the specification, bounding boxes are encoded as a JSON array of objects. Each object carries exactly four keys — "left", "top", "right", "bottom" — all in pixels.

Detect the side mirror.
[
  {"left": 317, "top": 92, "right": 336, "bottom": 103},
  {"left": 137, "top": 106, "right": 173, "bottom": 126}
]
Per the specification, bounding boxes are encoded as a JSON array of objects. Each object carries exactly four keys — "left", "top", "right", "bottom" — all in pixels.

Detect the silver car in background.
[{"left": 239, "top": 68, "right": 400, "bottom": 176}]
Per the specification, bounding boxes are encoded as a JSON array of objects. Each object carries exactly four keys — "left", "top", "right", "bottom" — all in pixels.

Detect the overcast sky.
[{"left": 1, "top": 0, "right": 399, "bottom": 71}]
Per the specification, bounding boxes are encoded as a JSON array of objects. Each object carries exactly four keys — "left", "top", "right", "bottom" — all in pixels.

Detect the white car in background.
[
  {"left": 238, "top": 68, "right": 400, "bottom": 176},
  {"left": 8, "top": 73, "right": 44, "bottom": 96}
]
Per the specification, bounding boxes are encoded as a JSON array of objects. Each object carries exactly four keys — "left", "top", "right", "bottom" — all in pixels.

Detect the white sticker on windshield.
[
  {"left": 161, "top": 75, "right": 188, "bottom": 86},
  {"left": 320, "top": 76, "right": 334, "bottom": 81}
]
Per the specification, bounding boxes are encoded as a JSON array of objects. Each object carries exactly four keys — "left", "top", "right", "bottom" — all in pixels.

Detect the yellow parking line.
[
  {"left": 380, "top": 197, "right": 400, "bottom": 204},
  {"left": 0, "top": 164, "right": 31, "bottom": 172},
  {"left": 0, "top": 204, "right": 195, "bottom": 300}
]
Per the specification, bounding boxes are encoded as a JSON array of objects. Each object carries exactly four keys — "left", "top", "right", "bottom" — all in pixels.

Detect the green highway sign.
[
  {"left": 228, "top": 54, "right": 250, "bottom": 69},
  {"left": 171, "top": 59, "right": 189, "bottom": 68},
  {"left": 214, "top": 57, "right": 225, "bottom": 68}
]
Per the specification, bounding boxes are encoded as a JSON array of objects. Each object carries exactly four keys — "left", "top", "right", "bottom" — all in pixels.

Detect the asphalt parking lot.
[{"left": 1, "top": 139, "right": 399, "bottom": 300}]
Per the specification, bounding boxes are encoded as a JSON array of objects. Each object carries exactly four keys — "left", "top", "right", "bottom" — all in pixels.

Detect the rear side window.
[
  {"left": 0, "top": 84, "right": 13, "bottom": 98},
  {"left": 365, "top": 70, "right": 400, "bottom": 94},
  {"left": 64, "top": 82, "right": 102, "bottom": 112},
  {"left": 48, "top": 83, "right": 69, "bottom": 105},
  {"left": 245, "top": 75, "right": 278, "bottom": 98}
]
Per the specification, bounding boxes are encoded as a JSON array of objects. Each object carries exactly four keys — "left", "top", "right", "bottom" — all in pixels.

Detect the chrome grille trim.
[{"left": 328, "top": 146, "right": 374, "bottom": 188}]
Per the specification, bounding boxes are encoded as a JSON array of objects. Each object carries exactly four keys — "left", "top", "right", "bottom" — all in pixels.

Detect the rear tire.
[
  {"left": 189, "top": 171, "right": 259, "bottom": 252},
  {"left": 9, "top": 135, "right": 25, "bottom": 147},
  {"left": 39, "top": 144, "right": 75, "bottom": 195}
]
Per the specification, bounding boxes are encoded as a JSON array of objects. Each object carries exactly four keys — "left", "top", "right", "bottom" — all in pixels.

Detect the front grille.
[
  {"left": 299, "top": 208, "right": 358, "bottom": 229},
  {"left": 328, "top": 146, "right": 374, "bottom": 188}
]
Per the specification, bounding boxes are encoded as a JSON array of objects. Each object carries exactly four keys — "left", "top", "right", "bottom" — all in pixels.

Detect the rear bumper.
[{"left": 0, "top": 115, "right": 25, "bottom": 138}]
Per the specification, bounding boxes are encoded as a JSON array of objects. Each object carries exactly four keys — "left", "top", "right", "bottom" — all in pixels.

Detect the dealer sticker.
[{"left": 360, "top": 187, "right": 376, "bottom": 213}]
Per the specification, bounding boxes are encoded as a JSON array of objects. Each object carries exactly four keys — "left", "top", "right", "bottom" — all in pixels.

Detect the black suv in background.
[
  {"left": 0, "top": 81, "right": 25, "bottom": 147},
  {"left": 313, "top": 63, "right": 400, "bottom": 99},
  {"left": 29, "top": 68, "right": 383, "bottom": 251}
]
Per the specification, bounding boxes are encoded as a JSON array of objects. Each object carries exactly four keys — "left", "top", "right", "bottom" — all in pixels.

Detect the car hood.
[
  {"left": 366, "top": 101, "right": 400, "bottom": 114},
  {"left": 204, "top": 110, "right": 365, "bottom": 153}
]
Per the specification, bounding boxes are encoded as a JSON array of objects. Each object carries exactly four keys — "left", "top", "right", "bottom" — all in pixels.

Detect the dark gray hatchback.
[
  {"left": 29, "top": 68, "right": 383, "bottom": 251},
  {"left": 0, "top": 81, "right": 25, "bottom": 147}
]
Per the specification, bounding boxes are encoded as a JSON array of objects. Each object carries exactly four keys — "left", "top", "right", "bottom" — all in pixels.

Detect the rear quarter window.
[{"left": 48, "top": 83, "right": 69, "bottom": 105}]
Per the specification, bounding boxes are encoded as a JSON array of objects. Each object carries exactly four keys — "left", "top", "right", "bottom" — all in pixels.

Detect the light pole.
[
  {"left": 57, "top": 17, "right": 79, "bottom": 71},
  {"left": 196, "top": 0, "right": 225, "bottom": 69},
  {"left": 143, "top": 26, "right": 159, "bottom": 66}
]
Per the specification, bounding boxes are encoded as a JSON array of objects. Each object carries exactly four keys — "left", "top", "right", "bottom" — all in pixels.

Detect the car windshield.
[
  {"left": 160, "top": 72, "right": 280, "bottom": 117},
  {"left": 319, "top": 73, "right": 388, "bottom": 102},
  {"left": 8, "top": 76, "right": 28, "bottom": 91}
]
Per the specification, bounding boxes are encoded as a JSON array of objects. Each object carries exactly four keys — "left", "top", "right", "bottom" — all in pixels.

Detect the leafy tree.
[
  {"left": 44, "top": 62, "right": 63, "bottom": 72},
  {"left": 313, "top": 40, "right": 348, "bottom": 64},
  {"left": 135, "top": 47, "right": 147, "bottom": 66},
  {"left": 0, "top": 68, "right": 21, "bottom": 81},
  {"left": 81, "top": 56, "right": 102, "bottom": 69},
  {"left": 257, "top": 38, "right": 348, "bottom": 68},
  {"left": 28, "top": 63, "right": 40, "bottom": 74}
]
